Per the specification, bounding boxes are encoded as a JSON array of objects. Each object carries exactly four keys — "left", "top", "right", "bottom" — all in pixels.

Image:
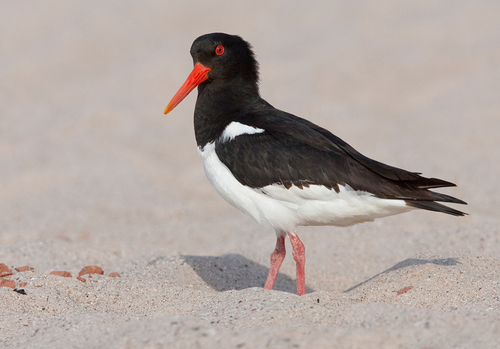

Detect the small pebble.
[
  {"left": 15, "top": 266, "right": 33, "bottom": 273},
  {"left": 78, "top": 265, "right": 104, "bottom": 277},
  {"left": 0, "top": 263, "right": 12, "bottom": 277},
  {"left": 0, "top": 277, "right": 15, "bottom": 289},
  {"left": 397, "top": 286, "right": 412, "bottom": 295},
  {"left": 50, "top": 271, "right": 72, "bottom": 277}
]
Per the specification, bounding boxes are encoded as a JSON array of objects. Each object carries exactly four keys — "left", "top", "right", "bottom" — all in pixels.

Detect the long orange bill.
[{"left": 164, "top": 62, "right": 211, "bottom": 115}]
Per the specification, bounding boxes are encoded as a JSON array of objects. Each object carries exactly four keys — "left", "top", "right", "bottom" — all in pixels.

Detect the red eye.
[{"left": 215, "top": 45, "right": 224, "bottom": 55}]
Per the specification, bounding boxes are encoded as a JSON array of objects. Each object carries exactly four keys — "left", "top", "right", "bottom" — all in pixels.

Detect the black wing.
[{"left": 215, "top": 104, "right": 466, "bottom": 215}]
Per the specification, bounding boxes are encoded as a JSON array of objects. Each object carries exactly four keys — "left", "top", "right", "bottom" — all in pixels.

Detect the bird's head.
[{"left": 164, "top": 33, "right": 259, "bottom": 115}]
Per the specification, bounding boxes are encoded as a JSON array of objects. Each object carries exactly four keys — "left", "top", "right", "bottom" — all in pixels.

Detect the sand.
[{"left": 1, "top": 1, "right": 499, "bottom": 348}]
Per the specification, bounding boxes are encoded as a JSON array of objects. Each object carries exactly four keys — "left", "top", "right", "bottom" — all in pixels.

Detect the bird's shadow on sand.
[
  {"left": 181, "top": 255, "right": 458, "bottom": 294},
  {"left": 344, "top": 257, "right": 460, "bottom": 292},
  {"left": 181, "top": 254, "right": 314, "bottom": 294}
]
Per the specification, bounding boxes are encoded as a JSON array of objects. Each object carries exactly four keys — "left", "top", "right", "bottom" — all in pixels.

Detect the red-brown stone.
[
  {"left": 0, "top": 263, "right": 12, "bottom": 277},
  {"left": 78, "top": 265, "right": 104, "bottom": 277},
  {"left": 50, "top": 271, "right": 72, "bottom": 277},
  {"left": 396, "top": 286, "right": 412, "bottom": 295},
  {"left": 15, "top": 266, "right": 33, "bottom": 273},
  {"left": 0, "top": 277, "right": 15, "bottom": 289}
]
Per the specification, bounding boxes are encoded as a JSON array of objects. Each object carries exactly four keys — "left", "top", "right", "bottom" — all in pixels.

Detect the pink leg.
[
  {"left": 288, "top": 233, "right": 306, "bottom": 296},
  {"left": 264, "top": 235, "right": 286, "bottom": 290}
]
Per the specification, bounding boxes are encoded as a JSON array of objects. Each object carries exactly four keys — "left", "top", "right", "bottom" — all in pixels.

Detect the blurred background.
[{"left": 1, "top": 0, "right": 499, "bottom": 289}]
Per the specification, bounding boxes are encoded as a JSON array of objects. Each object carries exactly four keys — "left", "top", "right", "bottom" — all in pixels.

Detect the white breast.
[{"left": 198, "top": 140, "right": 414, "bottom": 233}]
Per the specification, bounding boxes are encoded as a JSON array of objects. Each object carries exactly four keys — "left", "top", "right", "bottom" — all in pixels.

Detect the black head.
[
  {"left": 190, "top": 33, "right": 259, "bottom": 85},
  {"left": 164, "top": 33, "right": 260, "bottom": 115}
]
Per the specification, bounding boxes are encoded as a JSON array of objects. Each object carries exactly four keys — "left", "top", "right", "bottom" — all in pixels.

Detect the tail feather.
[
  {"left": 405, "top": 200, "right": 467, "bottom": 216},
  {"left": 430, "top": 191, "right": 467, "bottom": 205},
  {"left": 413, "top": 177, "right": 457, "bottom": 189}
]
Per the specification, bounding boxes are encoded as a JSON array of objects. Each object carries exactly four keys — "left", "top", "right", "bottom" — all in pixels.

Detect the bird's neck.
[{"left": 194, "top": 78, "right": 260, "bottom": 147}]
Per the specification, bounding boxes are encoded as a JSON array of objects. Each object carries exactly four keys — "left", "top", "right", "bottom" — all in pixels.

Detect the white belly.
[{"left": 198, "top": 142, "right": 413, "bottom": 233}]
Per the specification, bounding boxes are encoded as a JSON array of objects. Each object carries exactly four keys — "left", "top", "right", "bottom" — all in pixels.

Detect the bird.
[{"left": 163, "top": 33, "right": 467, "bottom": 296}]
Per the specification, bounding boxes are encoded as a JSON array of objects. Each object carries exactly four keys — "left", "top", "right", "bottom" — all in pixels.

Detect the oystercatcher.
[{"left": 164, "top": 33, "right": 466, "bottom": 296}]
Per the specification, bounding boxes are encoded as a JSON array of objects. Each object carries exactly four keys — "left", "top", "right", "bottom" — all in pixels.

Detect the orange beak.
[{"left": 164, "top": 62, "right": 211, "bottom": 115}]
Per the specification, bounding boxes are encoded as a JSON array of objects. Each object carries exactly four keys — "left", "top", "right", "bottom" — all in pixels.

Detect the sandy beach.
[{"left": 1, "top": 1, "right": 499, "bottom": 348}]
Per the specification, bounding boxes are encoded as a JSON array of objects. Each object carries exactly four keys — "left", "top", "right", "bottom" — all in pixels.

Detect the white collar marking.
[{"left": 220, "top": 121, "right": 265, "bottom": 142}]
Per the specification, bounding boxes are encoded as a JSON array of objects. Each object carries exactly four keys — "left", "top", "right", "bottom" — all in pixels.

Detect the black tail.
[{"left": 405, "top": 200, "right": 467, "bottom": 216}]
